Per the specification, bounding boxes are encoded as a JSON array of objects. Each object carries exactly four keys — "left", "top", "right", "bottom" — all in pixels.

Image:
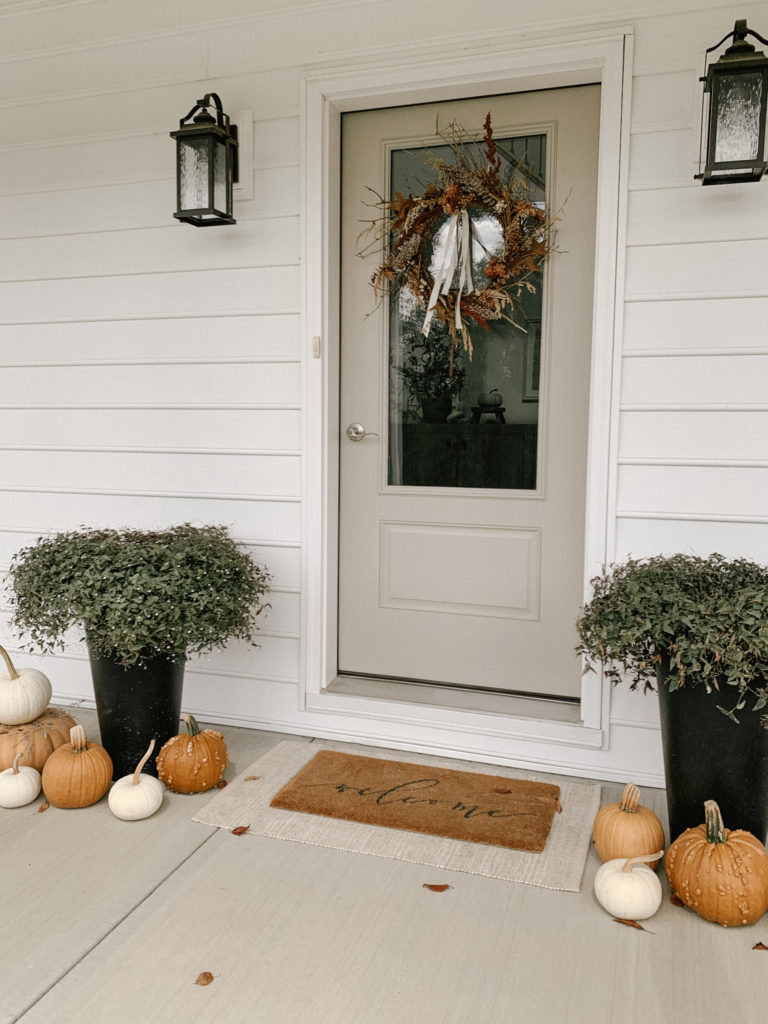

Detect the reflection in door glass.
[{"left": 388, "top": 134, "right": 545, "bottom": 490}]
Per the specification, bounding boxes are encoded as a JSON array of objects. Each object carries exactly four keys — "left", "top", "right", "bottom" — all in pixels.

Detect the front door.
[{"left": 338, "top": 87, "right": 600, "bottom": 699}]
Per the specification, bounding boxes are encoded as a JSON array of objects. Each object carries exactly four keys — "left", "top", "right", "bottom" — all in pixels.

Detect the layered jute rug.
[{"left": 193, "top": 740, "right": 601, "bottom": 892}]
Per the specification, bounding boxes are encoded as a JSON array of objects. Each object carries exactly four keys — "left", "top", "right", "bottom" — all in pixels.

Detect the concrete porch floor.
[{"left": 2, "top": 709, "right": 767, "bottom": 1024}]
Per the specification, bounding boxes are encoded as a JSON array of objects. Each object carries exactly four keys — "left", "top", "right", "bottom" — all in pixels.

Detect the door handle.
[{"left": 345, "top": 422, "right": 379, "bottom": 442}]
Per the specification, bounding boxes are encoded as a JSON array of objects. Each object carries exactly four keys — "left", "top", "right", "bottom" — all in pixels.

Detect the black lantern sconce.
[
  {"left": 696, "top": 20, "right": 768, "bottom": 185},
  {"left": 170, "top": 93, "right": 239, "bottom": 225}
]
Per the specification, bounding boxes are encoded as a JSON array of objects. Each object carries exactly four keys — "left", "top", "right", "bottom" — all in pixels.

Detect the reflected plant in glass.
[{"left": 393, "top": 312, "right": 466, "bottom": 421}]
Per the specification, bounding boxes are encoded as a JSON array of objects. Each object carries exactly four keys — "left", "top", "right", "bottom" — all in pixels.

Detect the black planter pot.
[
  {"left": 88, "top": 648, "right": 185, "bottom": 780},
  {"left": 421, "top": 396, "right": 452, "bottom": 423},
  {"left": 657, "top": 665, "right": 768, "bottom": 843}
]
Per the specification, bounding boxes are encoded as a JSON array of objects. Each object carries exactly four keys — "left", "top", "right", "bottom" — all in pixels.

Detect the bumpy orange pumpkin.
[
  {"left": 666, "top": 800, "right": 768, "bottom": 927},
  {"left": 42, "top": 724, "right": 113, "bottom": 808},
  {"left": 593, "top": 782, "right": 665, "bottom": 869},
  {"left": 0, "top": 707, "right": 78, "bottom": 772},
  {"left": 156, "top": 714, "right": 228, "bottom": 794}
]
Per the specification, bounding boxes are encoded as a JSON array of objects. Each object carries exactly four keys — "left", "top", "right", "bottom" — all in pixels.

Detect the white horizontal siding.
[
  {"left": 626, "top": 240, "right": 768, "bottom": 300},
  {"left": 0, "top": 450, "right": 301, "bottom": 498},
  {"left": 0, "top": 407, "right": 301, "bottom": 450},
  {"left": 0, "top": 361, "right": 300, "bottom": 405},
  {"left": 0, "top": 166, "right": 300, "bottom": 234},
  {"left": 620, "top": 353, "right": 768, "bottom": 406},
  {"left": 0, "top": 219, "right": 300, "bottom": 279},
  {"left": 627, "top": 185, "right": 768, "bottom": 246},
  {"left": 0, "top": 491, "right": 301, "bottom": 540},
  {"left": 0, "top": 315, "right": 301, "bottom": 360},
  {"left": 614, "top": 517, "right": 768, "bottom": 562},
  {"left": 0, "top": 267, "right": 300, "bottom": 323},
  {"left": 617, "top": 464, "right": 768, "bottom": 519},
  {"left": 620, "top": 409, "right": 768, "bottom": 461},
  {"left": 623, "top": 296, "right": 768, "bottom": 351}
]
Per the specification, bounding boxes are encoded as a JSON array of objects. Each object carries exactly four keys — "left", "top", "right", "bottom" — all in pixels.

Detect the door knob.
[{"left": 345, "top": 422, "right": 379, "bottom": 442}]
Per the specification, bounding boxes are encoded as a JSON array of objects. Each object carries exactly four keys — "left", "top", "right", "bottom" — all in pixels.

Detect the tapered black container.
[
  {"left": 89, "top": 647, "right": 185, "bottom": 779},
  {"left": 657, "top": 666, "right": 768, "bottom": 844}
]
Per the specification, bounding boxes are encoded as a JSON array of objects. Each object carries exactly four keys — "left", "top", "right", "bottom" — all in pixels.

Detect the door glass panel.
[{"left": 388, "top": 134, "right": 546, "bottom": 490}]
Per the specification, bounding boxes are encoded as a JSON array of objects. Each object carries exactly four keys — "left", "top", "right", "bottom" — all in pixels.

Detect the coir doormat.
[
  {"left": 270, "top": 749, "right": 560, "bottom": 852},
  {"left": 193, "top": 740, "right": 601, "bottom": 891}
]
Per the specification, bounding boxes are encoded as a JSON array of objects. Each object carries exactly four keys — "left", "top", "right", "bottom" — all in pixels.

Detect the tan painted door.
[{"left": 338, "top": 87, "right": 599, "bottom": 698}]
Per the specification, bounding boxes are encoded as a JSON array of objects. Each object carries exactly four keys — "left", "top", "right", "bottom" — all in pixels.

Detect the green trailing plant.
[
  {"left": 576, "top": 553, "right": 768, "bottom": 726},
  {"left": 7, "top": 524, "right": 271, "bottom": 669}
]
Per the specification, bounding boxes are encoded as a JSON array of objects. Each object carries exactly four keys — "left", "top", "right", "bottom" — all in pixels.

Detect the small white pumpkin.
[
  {"left": 0, "top": 645, "right": 52, "bottom": 726},
  {"left": 593, "top": 851, "right": 664, "bottom": 920},
  {"left": 0, "top": 751, "right": 42, "bottom": 808},
  {"left": 108, "top": 739, "right": 164, "bottom": 821}
]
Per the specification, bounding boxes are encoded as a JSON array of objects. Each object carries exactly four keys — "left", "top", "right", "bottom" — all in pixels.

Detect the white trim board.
[{"left": 300, "top": 30, "right": 636, "bottom": 781}]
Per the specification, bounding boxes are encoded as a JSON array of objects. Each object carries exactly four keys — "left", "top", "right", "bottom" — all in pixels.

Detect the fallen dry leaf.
[
  {"left": 38, "top": 801, "right": 49, "bottom": 813},
  {"left": 245, "top": 775, "right": 260, "bottom": 781},
  {"left": 493, "top": 788, "right": 513, "bottom": 795},
  {"left": 423, "top": 884, "right": 451, "bottom": 893},
  {"left": 614, "top": 918, "right": 649, "bottom": 931},
  {"left": 216, "top": 779, "right": 228, "bottom": 789},
  {"left": 195, "top": 972, "right": 214, "bottom": 986},
  {"left": 231, "top": 825, "right": 250, "bottom": 836},
  {"left": 753, "top": 942, "right": 768, "bottom": 951}
]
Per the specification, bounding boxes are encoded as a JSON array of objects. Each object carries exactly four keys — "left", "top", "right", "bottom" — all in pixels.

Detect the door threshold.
[{"left": 327, "top": 674, "right": 582, "bottom": 724}]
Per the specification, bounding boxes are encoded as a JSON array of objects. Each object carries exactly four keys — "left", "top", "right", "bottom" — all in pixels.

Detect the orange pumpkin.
[
  {"left": 593, "top": 782, "right": 665, "bottom": 869},
  {"left": 42, "top": 724, "right": 113, "bottom": 808},
  {"left": 156, "top": 714, "right": 228, "bottom": 794},
  {"left": 666, "top": 800, "right": 768, "bottom": 927},
  {"left": 0, "top": 707, "right": 77, "bottom": 772}
]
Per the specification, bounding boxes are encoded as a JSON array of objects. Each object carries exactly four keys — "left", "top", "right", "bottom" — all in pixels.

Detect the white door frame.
[{"left": 300, "top": 28, "right": 632, "bottom": 761}]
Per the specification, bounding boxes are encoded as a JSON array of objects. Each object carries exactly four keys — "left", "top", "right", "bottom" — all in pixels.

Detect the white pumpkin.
[
  {"left": 593, "top": 852, "right": 664, "bottom": 920},
  {"left": 0, "top": 751, "right": 42, "bottom": 807},
  {"left": 0, "top": 645, "right": 52, "bottom": 726},
  {"left": 108, "top": 739, "right": 164, "bottom": 821}
]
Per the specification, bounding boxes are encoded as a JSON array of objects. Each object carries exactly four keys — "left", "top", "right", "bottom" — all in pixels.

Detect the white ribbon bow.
[{"left": 422, "top": 210, "right": 474, "bottom": 337}]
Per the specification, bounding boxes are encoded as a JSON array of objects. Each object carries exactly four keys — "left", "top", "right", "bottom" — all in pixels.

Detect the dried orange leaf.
[
  {"left": 245, "top": 776, "right": 260, "bottom": 781},
  {"left": 216, "top": 779, "right": 228, "bottom": 789},
  {"left": 614, "top": 918, "right": 648, "bottom": 931},
  {"left": 38, "top": 801, "right": 49, "bottom": 813},
  {"left": 195, "top": 972, "right": 214, "bottom": 986},
  {"left": 231, "top": 825, "right": 250, "bottom": 836},
  {"left": 753, "top": 942, "right": 768, "bottom": 951},
  {"left": 423, "top": 883, "right": 451, "bottom": 892}
]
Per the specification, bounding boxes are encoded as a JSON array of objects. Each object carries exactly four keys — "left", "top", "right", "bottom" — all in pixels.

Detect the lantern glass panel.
[
  {"left": 213, "top": 138, "right": 228, "bottom": 213},
  {"left": 714, "top": 70, "right": 764, "bottom": 162},
  {"left": 178, "top": 137, "right": 213, "bottom": 212}
]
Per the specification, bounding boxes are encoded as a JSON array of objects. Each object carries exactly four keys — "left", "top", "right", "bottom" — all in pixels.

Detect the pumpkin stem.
[
  {"left": 621, "top": 851, "right": 664, "bottom": 873},
  {"left": 69, "top": 724, "right": 88, "bottom": 752},
  {"left": 0, "top": 644, "right": 19, "bottom": 680},
  {"left": 183, "top": 714, "right": 201, "bottom": 737},
  {"left": 705, "top": 800, "right": 727, "bottom": 844},
  {"left": 11, "top": 751, "right": 24, "bottom": 774},
  {"left": 132, "top": 738, "right": 156, "bottom": 785},
  {"left": 618, "top": 782, "right": 641, "bottom": 813}
]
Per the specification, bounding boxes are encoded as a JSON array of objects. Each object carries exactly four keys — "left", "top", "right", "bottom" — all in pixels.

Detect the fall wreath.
[{"left": 362, "top": 114, "right": 559, "bottom": 368}]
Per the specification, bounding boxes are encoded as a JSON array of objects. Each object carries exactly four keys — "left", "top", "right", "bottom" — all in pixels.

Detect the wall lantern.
[
  {"left": 696, "top": 20, "right": 768, "bottom": 185},
  {"left": 170, "top": 93, "right": 239, "bottom": 225}
]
